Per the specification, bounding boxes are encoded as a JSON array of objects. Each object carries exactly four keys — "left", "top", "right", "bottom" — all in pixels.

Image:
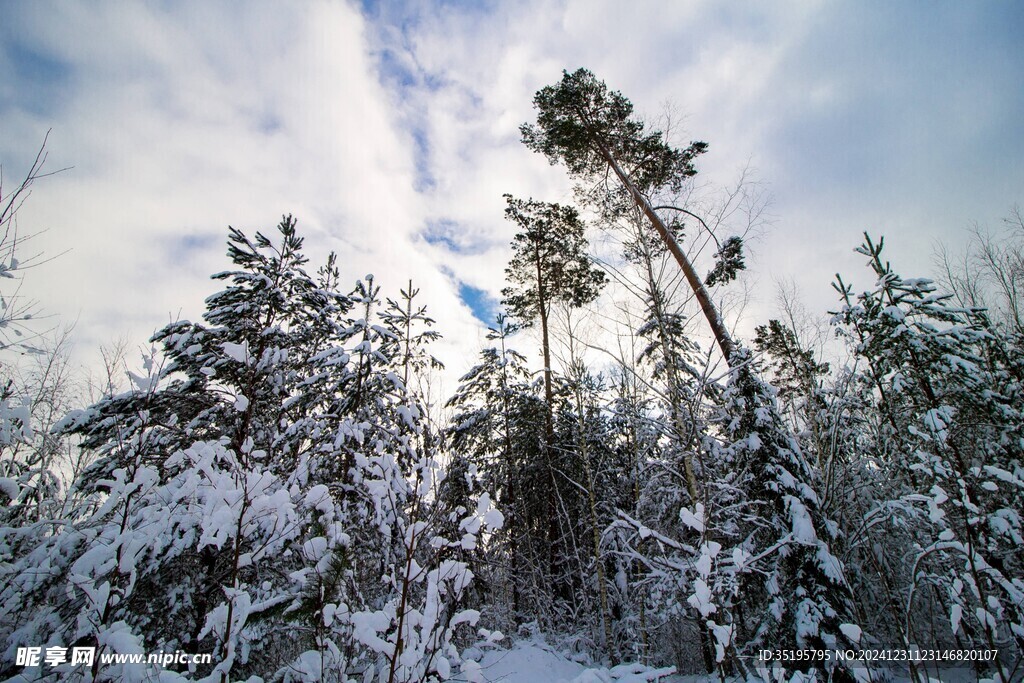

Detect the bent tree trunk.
[{"left": 594, "top": 138, "right": 736, "bottom": 365}]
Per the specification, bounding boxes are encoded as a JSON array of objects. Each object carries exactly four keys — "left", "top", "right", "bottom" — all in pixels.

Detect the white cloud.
[
  {"left": 4, "top": 1, "right": 476, "bottom": 377},
  {"left": 3, "top": 0, "right": 1022, "bottom": 390}
]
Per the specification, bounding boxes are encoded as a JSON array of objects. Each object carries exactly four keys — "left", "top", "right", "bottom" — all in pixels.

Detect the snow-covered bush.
[{"left": 0, "top": 218, "right": 499, "bottom": 682}]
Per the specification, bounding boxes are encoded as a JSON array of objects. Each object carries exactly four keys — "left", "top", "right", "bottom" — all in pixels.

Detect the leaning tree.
[
  {"left": 521, "top": 68, "right": 739, "bottom": 364},
  {"left": 522, "top": 69, "right": 862, "bottom": 681}
]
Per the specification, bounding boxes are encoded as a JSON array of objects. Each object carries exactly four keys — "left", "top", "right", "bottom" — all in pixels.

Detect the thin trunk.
[
  {"left": 534, "top": 248, "right": 563, "bottom": 602},
  {"left": 498, "top": 333, "right": 521, "bottom": 620},
  {"left": 388, "top": 474, "right": 423, "bottom": 683},
  {"left": 536, "top": 261, "right": 555, "bottom": 433},
  {"left": 219, "top": 508, "right": 245, "bottom": 683},
  {"left": 626, "top": 403, "right": 649, "bottom": 665},
  {"left": 575, "top": 384, "right": 615, "bottom": 662}
]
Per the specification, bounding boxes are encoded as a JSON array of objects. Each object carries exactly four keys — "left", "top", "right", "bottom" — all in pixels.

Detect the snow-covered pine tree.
[
  {"left": 552, "top": 360, "right": 624, "bottom": 660},
  {"left": 611, "top": 350, "right": 862, "bottom": 680},
  {"left": 698, "top": 346, "right": 862, "bottom": 682},
  {"left": 628, "top": 309, "right": 717, "bottom": 671},
  {"left": 602, "top": 207, "right": 725, "bottom": 672},
  {"left": 331, "top": 280, "right": 504, "bottom": 683},
  {"left": 445, "top": 316, "right": 548, "bottom": 631},
  {"left": 2, "top": 217, "right": 502, "bottom": 683},
  {"left": 753, "top": 320, "right": 830, "bottom": 466},
  {"left": 2, "top": 217, "right": 354, "bottom": 681},
  {"left": 834, "top": 234, "right": 1024, "bottom": 682}
]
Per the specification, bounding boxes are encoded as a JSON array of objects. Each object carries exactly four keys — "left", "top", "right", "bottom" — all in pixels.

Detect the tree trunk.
[
  {"left": 535, "top": 263, "right": 565, "bottom": 604},
  {"left": 594, "top": 139, "right": 736, "bottom": 365},
  {"left": 575, "top": 382, "right": 615, "bottom": 662}
]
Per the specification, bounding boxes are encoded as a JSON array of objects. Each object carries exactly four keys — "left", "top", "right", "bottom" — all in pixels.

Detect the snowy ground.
[
  {"left": 466, "top": 640, "right": 687, "bottom": 683},
  {"left": 463, "top": 640, "right": 996, "bottom": 683}
]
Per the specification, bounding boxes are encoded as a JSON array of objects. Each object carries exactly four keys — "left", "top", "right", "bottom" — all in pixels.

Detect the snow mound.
[{"left": 473, "top": 642, "right": 676, "bottom": 683}]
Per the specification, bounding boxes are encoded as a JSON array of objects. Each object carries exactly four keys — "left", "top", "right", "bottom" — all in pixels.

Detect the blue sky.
[{"left": 1, "top": 1, "right": 1022, "bottom": 386}]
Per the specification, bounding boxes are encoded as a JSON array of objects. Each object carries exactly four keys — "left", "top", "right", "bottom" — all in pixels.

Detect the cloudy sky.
[{"left": 2, "top": 1, "right": 1022, "bottom": 388}]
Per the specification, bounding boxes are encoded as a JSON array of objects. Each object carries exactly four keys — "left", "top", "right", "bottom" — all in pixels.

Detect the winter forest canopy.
[{"left": 2, "top": 8, "right": 1024, "bottom": 683}]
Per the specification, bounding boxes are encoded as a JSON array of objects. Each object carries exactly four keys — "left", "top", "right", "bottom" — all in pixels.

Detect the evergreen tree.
[
  {"left": 0, "top": 218, "right": 498, "bottom": 682},
  {"left": 500, "top": 194, "right": 605, "bottom": 610},
  {"left": 555, "top": 361, "right": 620, "bottom": 659},
  {"left": 754, "top": 319, "right": 831, "bottom": 468},
  {"left": 445, "top": 316, "right": 548, "bottom": 629},
  {"left": 700, "top": 347, "right": 861, "bottom": 681},
  {"left": 834, "top": 235, "right": 1024, "bottom": 682},
  {"left": 501, "top": 194, "right": 606, "bottom": 428}
]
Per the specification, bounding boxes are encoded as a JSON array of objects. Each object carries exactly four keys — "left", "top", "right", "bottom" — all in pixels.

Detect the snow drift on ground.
[{"left": 465, "top": 639, "right": 678, "bottom": 683}]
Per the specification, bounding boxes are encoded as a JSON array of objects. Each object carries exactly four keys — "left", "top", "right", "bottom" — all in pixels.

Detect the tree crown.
[
  {"left": 521, "top": 68, "right": 708, "bottom": 195},
  {"left": 500, "top": 194, "right": 606, "bottom": 327}
]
